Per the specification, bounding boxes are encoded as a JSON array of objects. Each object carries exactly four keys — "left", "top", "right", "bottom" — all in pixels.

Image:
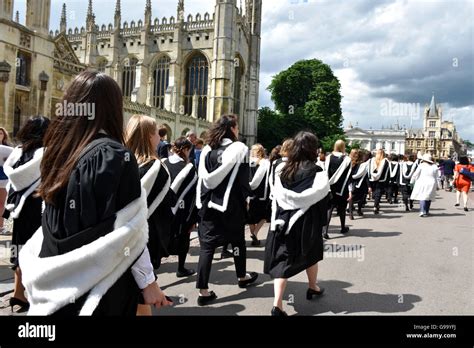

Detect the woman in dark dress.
[
  {"left": 125, "top": 114, "right": 175, "bottom": 316},
  {"left": 264, "top": 131, "right": 330, "bottom": 316},
  {"left": 247, "top": 143, "right": 271, "bottom": 246},
  {"left": 163, "top": 137, "right": 198, "bottom": 278},
  {"left": 20, "top": 71, "right": 170, "bottom": 316},
  {"left": 3, "top": 116, "right": 50, "bottom": 312},
  {"left": 195, "top": 114, "right": 258, "bottom": 306}
]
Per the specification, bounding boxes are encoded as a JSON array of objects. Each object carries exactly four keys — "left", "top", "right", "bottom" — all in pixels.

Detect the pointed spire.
[
  {"left": 177, "top": 0, "right": 185, "bottom": 21},
  {"left": 86, "top": 0, "right": 96, "bottom": 31},
  {"left": 115, "top": 0, "right": 121, "bottom": 15},
  {"left": 429, "top": 93, "right": 437, "bottom": 117},
  {"left": 145, "top": 0, "right": 152, "bottom": 27},
  {"left": 60, "top": 3, "right": 67, "bottom": 33},
  {"left": 15, "top": 10, "right": 19, "bottom": 22},
  {"left": 114, "top": 0, "right": 121, "bottom": 29}
]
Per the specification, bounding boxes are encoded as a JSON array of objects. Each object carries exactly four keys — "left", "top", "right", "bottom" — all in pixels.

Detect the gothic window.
[
  {"left": 152, "top": 55, "right": 170, "bottom": 109},
  {"left": 429, "top": 121, "right": 436, "bottom": 127},
  {"left": 122, "top": 57, "right": 138, "bottom": 98},
  {"left": 233, "top": 58, "right": 244, "bottom": 116},
  {"left": 15, "top": 52, "right": 30, "bottom": 86},
  {"left": 417, "top": 141, "right": 421, "bottom": 147},
  {"left": 429, "top": 131, "right": 435, "bottom": 138},
  {"left": 184, "top": 52, "right": 209, "bottom": 119}
]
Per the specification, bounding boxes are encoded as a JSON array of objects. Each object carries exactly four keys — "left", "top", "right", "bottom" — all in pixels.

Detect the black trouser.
[
  {"left": 372, "top": 181, "right": 387, "bottom": 208},
  {"left": 196, "top": 236, "right": 247, "bottom": 289},
  {"left": 348, "top": 200, "right": 363, "bottom": 215},
  {"left": 386, "top": 183, "right": 399, "bottom": 203},
  {"left": 324, "top": 196, "right": 347, "bottom": 232},
  {"left": 400, "top": 185, "right": 413, "bottom": 206}
]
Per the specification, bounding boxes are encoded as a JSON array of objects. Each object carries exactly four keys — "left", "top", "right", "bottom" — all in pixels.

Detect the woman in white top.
[
  {"left": 410, "top": 154, "right": 439, "bottom": 217},
  {"left": 0, "top": 127, "right": 13, "bottom": 235}
]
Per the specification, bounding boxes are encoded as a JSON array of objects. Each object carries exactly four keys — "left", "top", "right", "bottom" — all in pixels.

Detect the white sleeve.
[{"left": 131, "top": 247, "right": 156, "bottom": 290}]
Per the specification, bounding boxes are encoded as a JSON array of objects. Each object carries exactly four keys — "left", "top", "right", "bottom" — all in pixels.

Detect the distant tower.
[
  {"left": 210, "top": 0, "right": 238, "bottom": 121},
  {"left": 84, "top": 0, "right": 97, "bottom": 66},
  {"left": 0, "top": 0, "right": 15, "bottom": 21},
  {"left": 26, "top": 0, "right": 51, "bottom": 35},
  {"left": 60, "top": 3, "right": 67, "bottom": 33},
  {"left": 244, "top": 0, "right": 262, "bottom": 144},
  {"left": 144, "top": 0, "right": 152, "bottom": 29}
]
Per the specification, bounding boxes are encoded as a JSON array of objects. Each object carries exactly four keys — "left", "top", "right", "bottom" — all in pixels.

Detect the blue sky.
[{"left": 14, "top": 0, "right": 474, "bottom": 141}]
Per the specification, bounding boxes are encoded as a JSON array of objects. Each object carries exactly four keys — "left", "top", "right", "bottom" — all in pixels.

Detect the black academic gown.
[
  {"left": 247, "top": 162, "right": 271, "bottom": 224},
  {"left": 198, "top": 144, "right": 252, "bottom": 247},
  {"left": 139, "top": 159, "right": 176, "bottom": 269},
  {"left": 264, "top": 162, "right": 329, "bottom": 279},
  {"left": 350, "top": 163, "right": 369, "bottom": 203},
  {"left": 327, "top": 154, "right": 351, "bottom": 206},
  {"left": 164, "top": 158, "right": 198, "bottom": 255},
  {"left": 39, "top": 135, "right": 142, "bottom": 316}
]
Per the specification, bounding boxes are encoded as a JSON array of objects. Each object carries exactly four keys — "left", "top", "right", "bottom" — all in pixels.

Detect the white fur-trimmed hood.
[
  {"left": 4, "top": 146, "right": 44, "bottom": 192},
  {"left": 19, "top": 188, "right": 149, "bottom": 316}
]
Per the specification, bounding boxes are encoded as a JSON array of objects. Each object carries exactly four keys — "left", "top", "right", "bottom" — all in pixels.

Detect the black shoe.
[
  {"left": 176, "top": 268, "right": 196, "bottom": 278},
  {"left": 306, "top": 287, "right": 325, "bottom": 300},
  {"left": 250, "top": 233, "right": 261, "bottom": 246},
  {"left": 323, "top": 232, "right": 330, "bottom": 240},
  {"left": 357, "top": 210, "right": 364, "bottom": 217},
  {"left": 464, "top": 207, "right": 468, "bottom": 212},
  {"left": 374, "top": 208, "right": 379, "bottom": 215},
  {"left": 238, "top": 272, "right": 258, "bottom": 288},
  {"left": 271, "top": 306, "right": 288, "bottom": 316},
  {"left": 220, "top": 249, "right": 234, "bottom": 259},
  {"left": 197, "top": 291, "right": 217, "bottom": 306},
  {"left": 341, "top": 226, "right": 349, "bottom": 234},
  {"left": 405, "top": 206, "right": 410, "bottom": 212},
  {"left": 10, "top": 297, "right": 29, "bottom": 313},
  {"left": 455, "top": 203, "right": 460, "bottom": 207}
]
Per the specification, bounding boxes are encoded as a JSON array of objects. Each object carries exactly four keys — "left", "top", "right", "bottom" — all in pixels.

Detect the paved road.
[{"left": 1, "top": 189, "right": 473, "bottom": 316}]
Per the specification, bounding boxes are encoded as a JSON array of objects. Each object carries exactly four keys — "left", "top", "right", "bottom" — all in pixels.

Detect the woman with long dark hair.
[
  {"left": 0, "top": 127, "right": 13, "bottom": 235},
  {"left": 3, "top": 116, "right": 49, "bottom": 312},
  {"left": 125, "top": 114, "right": 175, "bottom": 316},
  {"left": 264, "top": 131, "right": 330, "bottom": 316},
  {"left": 399, "top": 154, "right": 417, "bottom": 211},
  {"left": 163, "top": 137, "right": 198, "bottom": 278},
  {"left": 20, "top": 71, "right": 170, "bottom": 315},
  {"left": 195, "top": 114, "right": 258, "bottom": 306}
]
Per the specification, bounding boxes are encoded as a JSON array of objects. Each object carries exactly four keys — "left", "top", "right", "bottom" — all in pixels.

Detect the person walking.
[
  {"left": 443, "top": 156, "right": 456, "bottom": 191},
  {"left": 195, "top": 115, "right": 258, "bottom": 306},
  {"left": 454, "top": 156, "right": 474, "bottom": 212},
  {"left": 369, "top": 148, "right": 390, "bottom": 215},
  {"left": 264, "top": 131, "right": 330, "bottom": 316},
  {"left": 410, "top": 154, "right": 439, "bottom": 217},
  {"left": 399, "top": 155, "right": 417, "bottom": 211},
  {"left": 0, "top": 127, "right": 13, "bottom": 235},
  {"left": 348, "top": 150, "right": 370, "bottom": 219}
]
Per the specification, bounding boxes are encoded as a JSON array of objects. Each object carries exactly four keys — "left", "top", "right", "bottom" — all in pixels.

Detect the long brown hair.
[
  {"left": 374, "top": 149, "right": 385, "bottom": 169},
  {"left": 125, "top": 114, "right": 159, "bottom": 165},
  {"left": 349, "top": 149, "right": 360, "bottom": 167},
  {"left": 250, "top": 143, "right": 266, "bottom": 165},
  {"left": 172, "top": 137, "right": 193, "bottom": 162},
  {"left": 281, "top": 131, "right": 319, "bottom": 183},
  {"left": 38, "top": 70, "right": 125, "bottom": 205},
  {"left": 0, "top": 127, "right": 11, "bottom": 146},
  {"left": 206, "top": 114, "right": 238, "bottom": 149}
]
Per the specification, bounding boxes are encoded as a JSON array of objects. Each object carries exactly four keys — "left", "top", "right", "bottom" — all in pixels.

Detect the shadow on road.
[{"left": 328, "top": 229, "right": 402, "bottom": 239}]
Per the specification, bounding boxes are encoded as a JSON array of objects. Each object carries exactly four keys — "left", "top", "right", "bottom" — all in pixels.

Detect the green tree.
[{"left": 258, "top": 59, "right": 344, "bottom": 151}]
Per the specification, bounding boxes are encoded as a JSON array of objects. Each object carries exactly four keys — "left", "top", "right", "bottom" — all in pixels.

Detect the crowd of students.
[{"left": 1, "top": 71, "right": 473, "bottom": 316}]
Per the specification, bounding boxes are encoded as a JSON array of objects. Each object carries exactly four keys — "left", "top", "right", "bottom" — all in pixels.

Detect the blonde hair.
[
  {"left": 334, "top": 139, "right": 345, "bottom": 153},
  {"left": 280, "top": 139, "right": 294, "bottom": 157},
  {"left": 349, "top": 148, "right": 360, "bottom": 167},
  {"left": 251, "top": 143, "right": 266, "bottom": 164},
  {"left": 375, "top": 149, "right": 385, "bottom": 169},
  {"left": 0, "top": 127, "right": 11, "bottom": 146},
  {"left": 125, "top": 114, "right": 158, "bottom": 165}
]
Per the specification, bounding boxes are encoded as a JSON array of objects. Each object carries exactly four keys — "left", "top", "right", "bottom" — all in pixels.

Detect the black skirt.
[
  {"left": 264, "top": 196, "right": 328, "bottom": 279},
  {"left": 9, "top": 195, "right": 42, "bottom": 270},
  {"left": 247, "top": 198, "right": 270, "bottom": 224}
]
